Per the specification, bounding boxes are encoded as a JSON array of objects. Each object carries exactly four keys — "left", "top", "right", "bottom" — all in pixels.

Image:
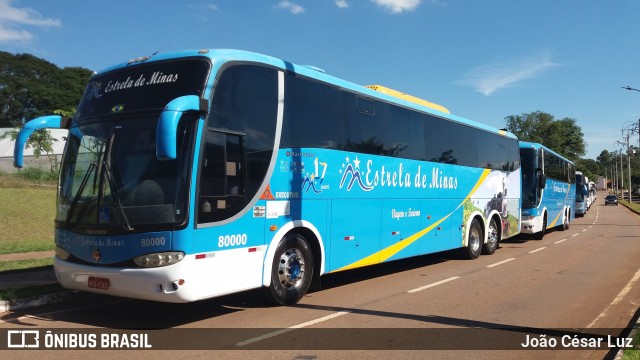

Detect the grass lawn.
[{"left": 0, "top": 173, "right": 57, "bottom": 255}]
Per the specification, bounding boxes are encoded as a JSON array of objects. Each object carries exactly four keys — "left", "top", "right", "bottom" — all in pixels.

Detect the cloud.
[
  {"left": 0, "top": 24, "right": 31, "bottom": 42},
  {"left": 0, "top": 0, "right": 61, "bottom": 43},
  {"left": 371, "top": 0, "right": 421, "bottom": 14},
  {"left": 335, "top": 0, "right": 350, "bottom": 9},
  {"left": 275, "top": 1, "right": 305, "bottom": 15},
  {"left": 458, "top": 51, "right": 559, "bottom": 96}
]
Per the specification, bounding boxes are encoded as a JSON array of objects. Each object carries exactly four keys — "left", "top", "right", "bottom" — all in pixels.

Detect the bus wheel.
[
  {"left": 264, "top": 233, "right": 314, "bottom": 305},
  {"left": 482, "top": 217, "right": 499, "bottom": 255},
  {"left": 461, "top": 219, "right": 482, "bottom": 260},
  {"left": 534, "top": 214, "right": 547, "bottom": 240},
  {"left": 561, "top": 210, "right": 570, "bottom": 231}
]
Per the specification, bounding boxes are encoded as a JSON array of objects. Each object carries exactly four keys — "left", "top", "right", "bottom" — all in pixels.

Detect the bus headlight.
[
  {"left": 134, "top": 252, "right": 185, "bottom": 268},
  {"left": 55, "top": 246, "right": 70, "bottom": 261}
]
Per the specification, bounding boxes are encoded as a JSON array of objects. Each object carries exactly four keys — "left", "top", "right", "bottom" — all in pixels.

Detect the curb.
[
  {"left": 618, "top": 200, "right": 640, "bottom": 216},
  {"left": 0, "top": 290, "right": 80, "bottom": 313}
]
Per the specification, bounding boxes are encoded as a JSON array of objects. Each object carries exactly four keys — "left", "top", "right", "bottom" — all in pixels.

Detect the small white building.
[{"left": 0, "top": 128, "right": 68, "bottom": 173}]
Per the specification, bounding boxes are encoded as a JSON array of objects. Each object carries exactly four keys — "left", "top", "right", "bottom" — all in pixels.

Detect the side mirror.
[
  {"left": 581, "top": 185, "right": 589, "bottom": 196},
  {"left": 535, "top": 168, "right": 546, "bottom": 189},
  {"left": 156, "top": 95, "right": 208, "bottom": 160},
  {"left": 13, "top": 115, "right": 69, "bottom": 168}
]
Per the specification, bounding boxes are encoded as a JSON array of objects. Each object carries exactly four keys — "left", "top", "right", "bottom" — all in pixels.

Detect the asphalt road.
[{"left": 1, "top": 200, "right": 640, "bottom": 360}]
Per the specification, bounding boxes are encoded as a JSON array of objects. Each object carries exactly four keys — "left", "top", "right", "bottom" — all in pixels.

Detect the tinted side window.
[
  {"left": 281, "top": 74, "right": 342, "bottom": 149},
  {"left": 425, "top": 116, "right": 481, "bottom": 167},
  {"left": 343, "top": 93, "right": 386, "bottom": 155}
]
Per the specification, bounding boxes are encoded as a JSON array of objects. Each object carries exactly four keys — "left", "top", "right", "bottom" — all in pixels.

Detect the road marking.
[
  {"left": 237, "top": 311, "right": 351, "bottom": 346},
  {"left": 571, "top": 233, "right": 580, "bottom": 237},
  {"left": 528, "top": 247, "right": 547, "bottom": 254},
  {"left": 407, "top": 276, "right": 460, "bottom": 294},
  {"left": 582, "top": 229, "right": 588, "bottom": 232},
  {"left": 588, "top": 266, "right": 640, "bottom": 328},
  {"left": 555, "top": 239, "right": 567, "bottom": 244},
  {"left": 486, "top": 258, "right": 516, "bottom": 268}
]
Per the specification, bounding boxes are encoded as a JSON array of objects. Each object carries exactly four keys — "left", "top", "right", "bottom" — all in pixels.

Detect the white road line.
[
  {"left": 528, "top": 247, "right": 547, "bottom": 254},
  {"left": 236, "top": 311, "right": 351, "bottom": 346},
  {"left": 582, "top": 229, "right": 588, "bottom": 232},
  {"left": 407, "top": 276, "right": 460, "bottom": 294},
  {"left": 486, "top": 258, "right": 516, "bottom": 268},
  {"left": 555, "top": 239, "right": 567, "bottom": 244},
  {"left": 571, "top": 233, "right": 580, "bottom": 237},
  {"left": 588, "top": 267, "right": 640, "bottom": 328}
]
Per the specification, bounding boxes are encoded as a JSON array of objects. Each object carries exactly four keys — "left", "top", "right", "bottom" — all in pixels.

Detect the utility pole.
[{"left": 621, "top": 87, "right": 640, "bottom": 202}]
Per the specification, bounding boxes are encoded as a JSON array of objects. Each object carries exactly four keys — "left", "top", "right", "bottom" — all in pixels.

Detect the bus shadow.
[
  {"left": 0, "top": 252, "right": 457, "bottom": 329},
  {"left": 0, "top": 289, "right": 272, "bottom": 329},
  {"left": 315, "top": 251, "right": 453, "bottom": 292}
]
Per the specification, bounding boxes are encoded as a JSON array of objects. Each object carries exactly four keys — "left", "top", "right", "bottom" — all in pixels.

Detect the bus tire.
[
  {"left": 482, "top": 217, "right": 499, "bottom": 255},
  {"left": 534, "top": 214, "right": 547, "bottom": 240},
  {"left": 264, "top": 233, "right": 314, "bottom": 305},
  {"left": 561, "top": 210, "right": 569, "bottom": 231},
  {"left": 461, "top": 219, "right": 482, "bottom": 260}
]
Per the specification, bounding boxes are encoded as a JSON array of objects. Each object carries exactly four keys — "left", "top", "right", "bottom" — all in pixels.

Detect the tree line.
[
  {"left": 506, "top": 111, "right": 639, "bottom": 191},
  {"left": 1, "top": 50, "right": 637, "bottom": 191},
  {"left": 0, "top": 51, "right": 92, "bottom": 127}
]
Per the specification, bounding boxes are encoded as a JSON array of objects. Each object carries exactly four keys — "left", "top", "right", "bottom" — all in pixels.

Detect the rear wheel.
[
  {"left": 561, "top": 209, "right": 570, "bottom": 231},
  {"left": 264, "top": 233, "right": 314, "bottom": 305},
  {"left": 482, "top": 217, "right": 499, "bottom": 255},
  {"left": 460, "top": 219, "right": 482, "bottom": 260}
]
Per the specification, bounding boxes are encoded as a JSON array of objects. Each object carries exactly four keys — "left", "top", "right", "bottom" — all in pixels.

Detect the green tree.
[
  {"left": 574, "top": 158, "right": 601, "bottom": 183},
  {"left": 505, "top": 111, "right": 586, "bottom": 160},
  {"left": 0, "top": 51, "right": 92, "bottom": 127}
]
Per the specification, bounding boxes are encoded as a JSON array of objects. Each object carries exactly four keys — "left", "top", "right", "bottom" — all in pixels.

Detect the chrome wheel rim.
[
  {"left": 469, "top": 226, "right": 481, "bottom": 253},
  {"left": 488, "top": 220, "right": 499, "bottom": 248},
  {"left": 278, "top": 248, "right": 305, "bottom": 289}
]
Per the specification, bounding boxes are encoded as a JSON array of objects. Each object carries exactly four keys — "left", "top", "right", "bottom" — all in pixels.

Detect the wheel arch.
[
  {"left": 485, "top": 209, "right": 503, "bottom": 243},
  {"left": 464, "top": 210, "right": 486, "bottom": 247},
  {"left": 262, "top": 220, "right": 325, "bottom": 287}
]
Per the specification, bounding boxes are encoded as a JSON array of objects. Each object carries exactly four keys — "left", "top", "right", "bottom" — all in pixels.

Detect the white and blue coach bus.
[
  {"left": 520, "top": 141, "right": 576, "bottom": 239},
  {"left": 14, "top": 49, "right": 521, "bottom": 305},
  {"left": 575, "top": 171, "right": 588, "bottom": 216}
]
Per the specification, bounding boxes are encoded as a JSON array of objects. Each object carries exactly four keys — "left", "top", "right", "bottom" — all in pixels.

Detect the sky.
[{"left": 1, "top": 0, "right": 640, "bottom": 160}]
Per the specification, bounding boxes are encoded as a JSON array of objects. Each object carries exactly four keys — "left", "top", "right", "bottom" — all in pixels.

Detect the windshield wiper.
[
  {"left": 65, "top": 162, "right": 97, "bottom": 227},
  {"left": 102, "top": 161, "right": 134, "bottom": 231}
]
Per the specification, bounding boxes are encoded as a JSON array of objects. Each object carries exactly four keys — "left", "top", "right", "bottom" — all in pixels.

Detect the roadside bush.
[{"left": 16, "top": 167, "right": 59, "bottom": 182}]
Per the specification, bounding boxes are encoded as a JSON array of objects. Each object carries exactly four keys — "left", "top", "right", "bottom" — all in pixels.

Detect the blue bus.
[
  {"left": 14, "top": 49, "right": 521, "bottom": 304},
  {"left": 575, "top": 171, "right": 588, "bottom": 216},
  {"left": 519, "top": 142, "right": 576, "bottom": 239}
]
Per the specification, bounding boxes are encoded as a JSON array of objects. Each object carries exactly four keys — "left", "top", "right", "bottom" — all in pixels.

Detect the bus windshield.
[
  {"left": 56, "top": 115, "right": 196, "bottom": 231},
  {"left": 520, "top": 148, "right": 537, "bottom": 209},
  {"left": 53, "top": 57, "right": 210, "bottom": 233}
]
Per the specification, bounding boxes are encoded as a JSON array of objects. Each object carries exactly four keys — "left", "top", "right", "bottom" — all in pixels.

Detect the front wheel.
[
  {"left": 460, "top": 219, "right": 482, "bottom": 260},
  {"left": 264, "top": 233, "right": 314, "bottom": 305},
  {"left": 534, "top": 214, "right": 547, "bottom": 240}
]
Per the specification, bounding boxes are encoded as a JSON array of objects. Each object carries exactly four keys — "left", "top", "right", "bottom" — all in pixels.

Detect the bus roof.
[
  {"left": 365, "top": 85, "right": 450, "bottom": 114},
  {"left": 519, "top": 141, "right": 574, "bottom": 164},
  {"left": 97, "top": 49, "right": 516, "bottom": 140}
]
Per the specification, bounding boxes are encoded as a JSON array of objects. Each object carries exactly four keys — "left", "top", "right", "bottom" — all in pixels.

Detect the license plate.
[{"left": 88, "top": 276, "right": 110, "bottom": 290}]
